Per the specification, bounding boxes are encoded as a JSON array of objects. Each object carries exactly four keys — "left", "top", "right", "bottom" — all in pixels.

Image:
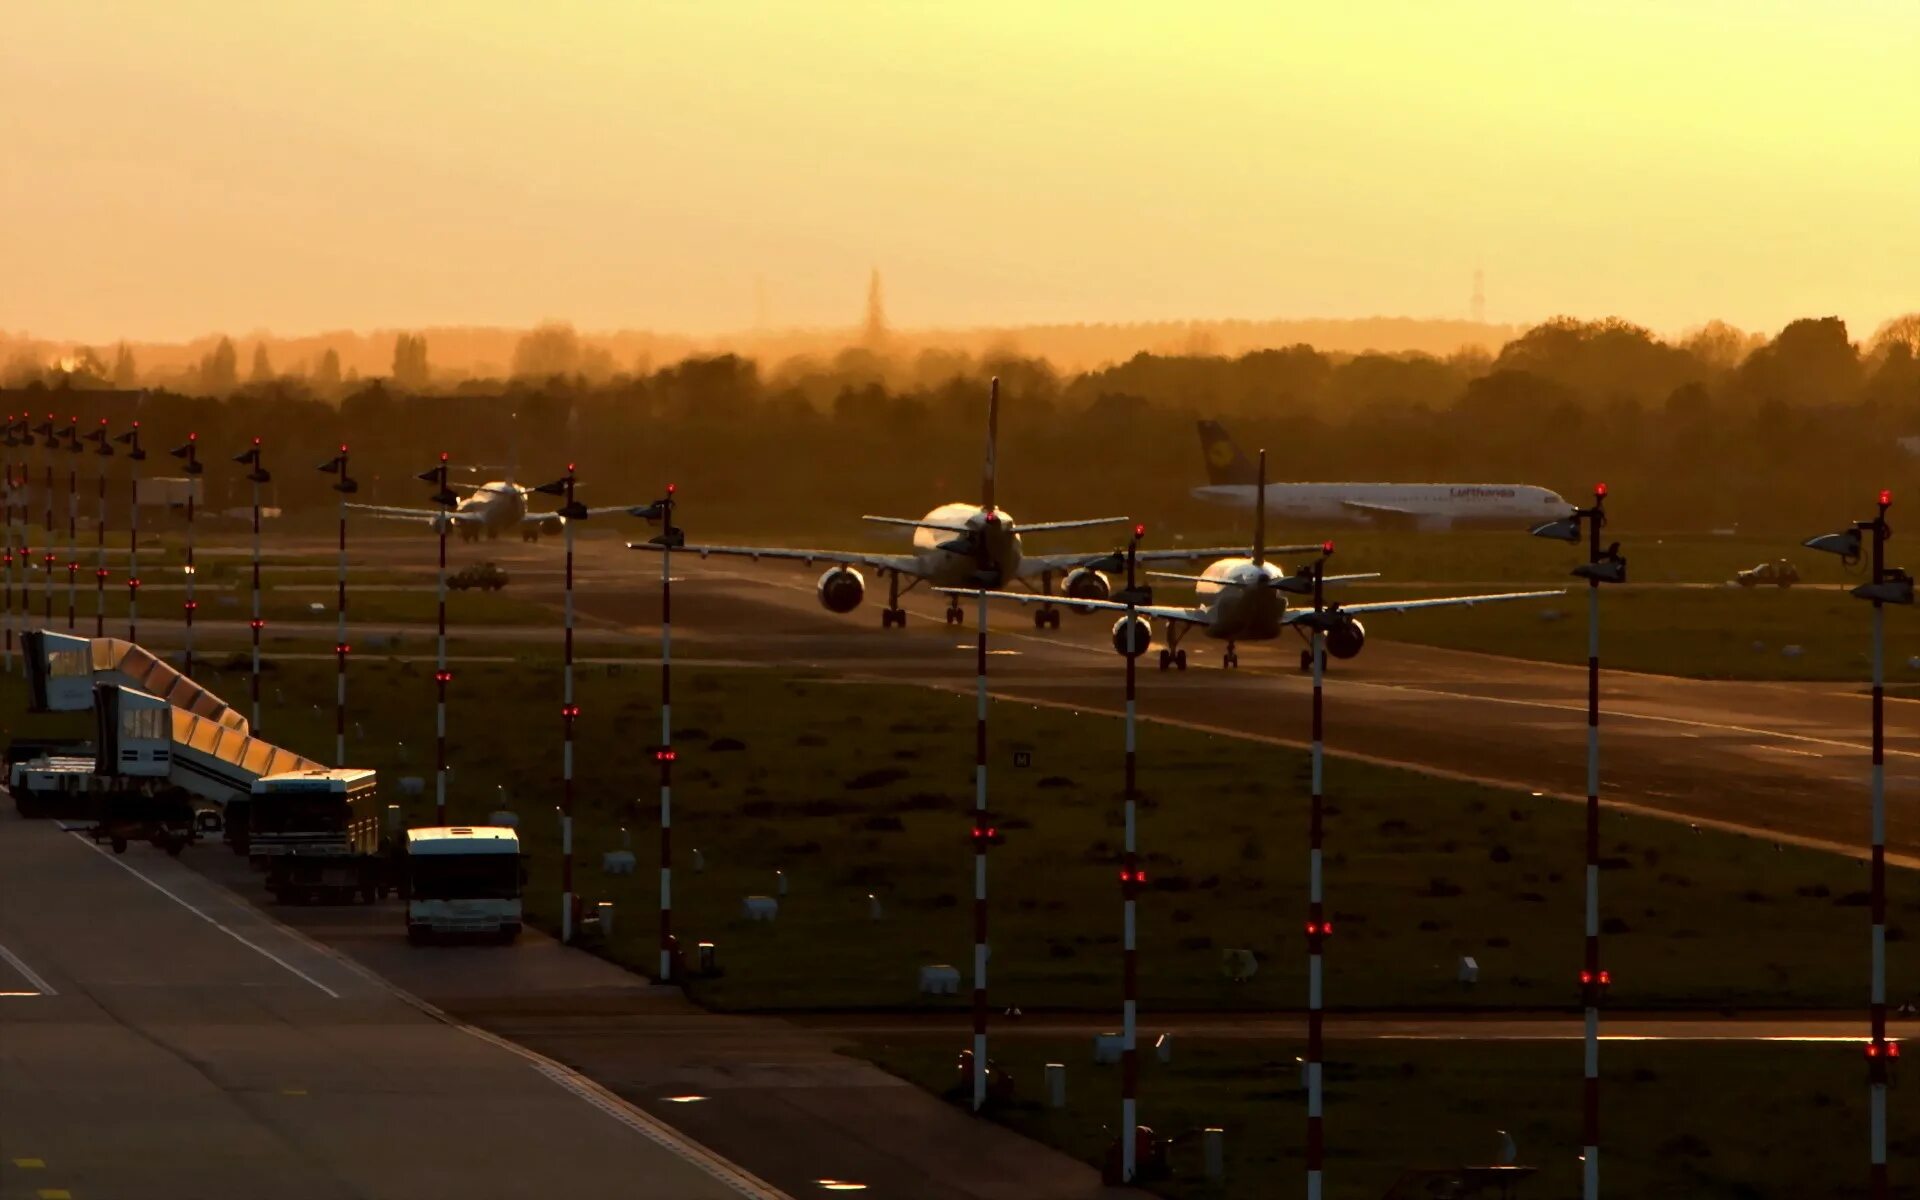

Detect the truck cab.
[{"left": 404, "top": 826, "right": 524, "bottom": 944}]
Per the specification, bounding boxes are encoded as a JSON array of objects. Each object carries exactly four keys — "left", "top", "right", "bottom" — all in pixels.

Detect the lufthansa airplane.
[
  {"left": 1192, "top": 420, "right": 1569, "bottom": 531},
  {"left": 629, "top": 379, "right": 1259, "bottom": 629}
]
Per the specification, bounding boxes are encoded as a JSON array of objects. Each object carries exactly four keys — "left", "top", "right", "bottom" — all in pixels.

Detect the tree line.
[{"left": 3, "top": 314, "right": 1918, "bottom": 536}]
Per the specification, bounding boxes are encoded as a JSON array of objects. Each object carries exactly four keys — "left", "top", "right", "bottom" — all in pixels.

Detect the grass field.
[
  {"left": 10, "top": 654, "right": 1905, "bottom": 1013},
  {"left": 848, "top": 1036, "right": 1916, "bottom": 1200}
]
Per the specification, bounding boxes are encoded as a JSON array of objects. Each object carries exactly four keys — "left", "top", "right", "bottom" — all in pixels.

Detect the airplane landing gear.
[
  {"left": 1298, "top": 648, "right": 1326, "bottom": 672},
  {"left": 1158, "top": 648, "right": 1187, "bottom": 672},
  {"left": 881, "top": 607, "right": 907, "bottom": 628},
  {"left": 1033, "top": 606, "right": 1060, "bottom": 630},
  {"left": 1223, "top": 642, "right": 1240, "bottom": 669},
  {"left": 945, "top": 602, "right": 965, "bottom": 626}
]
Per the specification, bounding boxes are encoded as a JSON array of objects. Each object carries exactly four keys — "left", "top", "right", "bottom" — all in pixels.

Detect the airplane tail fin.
[
  {"left": 1252, "top": 449, "right": 1267, "bottom": 566},
  {"left": 1198, "top": 419, "right": 1258, "bottom": 486},
  {"left": 982, "top": 377, "right": 998, "bottom": 512}
]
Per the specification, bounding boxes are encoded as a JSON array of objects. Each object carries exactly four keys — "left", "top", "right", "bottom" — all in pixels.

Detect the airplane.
[
  {"left": 943, "top": 449, "right": 1561, "bottom": 670},
  {"left": 1192, "top": 419, "right": 1570, "bottom": 531},
  {"left": 628, "top": 378, "right": 1261, "bottom": 629},
  {"left": 347, "top": 458, "right": 630, "bottom": 543}
]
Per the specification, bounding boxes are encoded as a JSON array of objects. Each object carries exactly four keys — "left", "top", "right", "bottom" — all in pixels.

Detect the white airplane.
[
  {"left": 348, "top": 466, "right": 629, "bottom": 542},
  {"left": 629, "top": 378, "right": 1257, "bottom": 629},
  {"left": 1192, "top": 420, "right": 1570, "bottom": 532},
  {"left": 945, "top": 450, "right": 1561, "bottom": 670}
]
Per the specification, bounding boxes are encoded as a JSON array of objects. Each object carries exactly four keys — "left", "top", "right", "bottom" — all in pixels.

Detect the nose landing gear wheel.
[
  {"left": 1034, "top": 607, "right": 1061, "bottom": 630},
  {"left": 1223, "top": 649, "right": 1239, "bottom": 668},
  {"left": 881, "top": 607, "right": 906, "bottom": 628},
  {"left": 945, "top": 604, "right": 964, "bottom": 626}
]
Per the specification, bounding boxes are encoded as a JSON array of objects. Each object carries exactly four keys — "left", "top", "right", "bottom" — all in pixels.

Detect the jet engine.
[
  {"left": 1111, "top": 614, "right": 1152, "bottom": 658},
  {"left": 816, "top": 567, "right": 866, "bottom": 613},
  {"left": 1062, "top": 567, "right": 1111, "bottom": 602},
  {"left": 1326, "top": 617, "right": 1366, "bottom": 659}
]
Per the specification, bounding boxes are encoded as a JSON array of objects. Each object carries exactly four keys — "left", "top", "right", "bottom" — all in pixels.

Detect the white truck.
[
  {"left": 249, "top": 768, "right": 395, "bottom": 904},
  {"left": 404, "top": 826, "right": 525, "bottom": 944}
]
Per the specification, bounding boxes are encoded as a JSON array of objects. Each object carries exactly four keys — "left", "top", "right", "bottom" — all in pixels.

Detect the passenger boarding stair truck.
[
  {"left": 404, "top": 826, "right": 526, "bottom": 943},
  {"left": 96, "top": 684, "right": 395, "bottom": 902}
]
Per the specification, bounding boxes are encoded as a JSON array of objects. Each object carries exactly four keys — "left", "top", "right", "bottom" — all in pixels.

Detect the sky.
[{"left": 4, "top": 1, "right": 1917, "bottom": 345}]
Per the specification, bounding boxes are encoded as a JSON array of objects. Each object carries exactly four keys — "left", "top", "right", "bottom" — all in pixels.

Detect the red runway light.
[
  {"left": 1133, "top": 524, "right": 1146, "bottom": 539},
  {"left": 188, "top": 431, "right": 197, "bottom": 441},
  {"left": 1321, "top": 540, "right": 1334, "bottom": 554},
  {"left": 335, "top": 643, "right": 351, "bottom": 654},
  {"left": 434, "top": 669, "right": 452, "bottom": 684},
  {"left": 440, "top": 451, "right": 449, "bottom": 462},
  {"left": 249, "top": 619, "right": 264, "bottom": 630},
  {"left": 666, "top": 483, "right": 677, "bottom": 494},
  {"left": 1881, "top": 489, "right": 1893, "bottom": 507},
  {"left": 253, "top": 436, "right": 262, "bottom": 445}
]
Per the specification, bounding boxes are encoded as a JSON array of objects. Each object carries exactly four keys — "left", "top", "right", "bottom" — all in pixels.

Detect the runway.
[
  {"left": 53, "top": 530, "right": 1920, "bottom": 861},
  {"left": 0, "top": 809, "right": 779, "bottom": 1200}
]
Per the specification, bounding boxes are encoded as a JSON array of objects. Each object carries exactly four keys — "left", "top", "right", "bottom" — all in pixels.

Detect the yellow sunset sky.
[{"left": 5, "top": 1, "right": 1916, "bottom": 344}]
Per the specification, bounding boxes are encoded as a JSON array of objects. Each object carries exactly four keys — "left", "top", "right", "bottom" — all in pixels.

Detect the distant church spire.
[{"left": 863, "top": 267, "right": 889, "bottom": 346}]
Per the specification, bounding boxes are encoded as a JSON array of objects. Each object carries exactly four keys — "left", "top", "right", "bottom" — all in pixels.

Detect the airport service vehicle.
[
  {"left": 8, "top": 754, "right": 200, "bottom": 851},
  {"left": 250, "top": 768, "right": 394, "bottom": 904},
  {"left": 448, "top": 562, "right": 508, "bottom": 591},
  {"left": 1736, "top": 559, "right": 1800, "bottom": 588},
  {"left": 404, "top": 826, "right": 525, "bottom": 943},
  {"left": 630, "top": 379, "right": 1251, "bottom": 628},
  {"left": 9, "top": 754, "right": 109, "bottom": 819},
  {"left": 945, "top": 449, "right": 1561, "bottom": 670},
  {"left": 1191, "top": 420, "right": 1569, "bottom": 531}
]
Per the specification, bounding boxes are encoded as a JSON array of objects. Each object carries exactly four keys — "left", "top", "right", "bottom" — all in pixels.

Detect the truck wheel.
[
  {"left": 111, "top": 836, "right": 128, "bottom": 855},
  {"left": 164, "top": 837, "right": 184, "bottom": 858},
  {"left": 497, "top": 923, "right": 522, "bottom": 944},
  {"left": 407, "top": 925, "right": 430, "bottom": 946}
]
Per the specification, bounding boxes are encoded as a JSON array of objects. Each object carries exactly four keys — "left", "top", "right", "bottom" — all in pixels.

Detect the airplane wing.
[
  {"left": 524, "top": 506, "right": 636, "bottom": 527},
  {"left": 1285, "top": 589, "right": 1562, "bottom": 620},
  {"left": 1147, "top": 570, "right": 1382, "bottom": 588},
  {"left": 346, "top": 503, "right": 483, "bottom": 524},
  {"left": 627, "top": 541, "right": 923, "bottom": 575},
  {"left": 1017, "top": 517, "right": 1133, "bottom": 534},
  {"left": 933, "top": 586, "right": 1210, "bottom": 627},
  {"left": 862, "top": 515, "right": 974, "bottom": 535},
  {"left": 1016, "top": 546, "right": 1257, "bottom": 577}
]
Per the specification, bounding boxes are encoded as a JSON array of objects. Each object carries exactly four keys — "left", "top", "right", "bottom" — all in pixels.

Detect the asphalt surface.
[{"left": 0, "top": 810, "right": 778, "bottom": 1200}]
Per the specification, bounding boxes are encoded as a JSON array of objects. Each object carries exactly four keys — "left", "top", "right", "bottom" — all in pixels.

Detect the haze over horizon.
[{"left": 7, "top": 2, "right": 1916, "bottom": 346}]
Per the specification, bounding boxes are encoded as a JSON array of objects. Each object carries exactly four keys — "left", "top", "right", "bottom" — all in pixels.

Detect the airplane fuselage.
[
  {"left": 453, "top": 483, "right": 528, "bottom": 539},
  {"left": 1191, "top": 558, "right": 1288, "bottom": 641},
  {"left": 1191, "top": 482, "right": 1567, "bottom": 530},
  {"left": 907, "top": 502, "right": 1026, "bottom": 587}
]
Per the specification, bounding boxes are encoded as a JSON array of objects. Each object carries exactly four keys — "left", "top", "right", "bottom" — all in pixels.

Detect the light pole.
[
  {"left": 317, "top": 446, "right": 356, "bottom": 765},
  {"left": 62, "top": 416, "right": 79, "bottom": 631},
  {"left": 1804, "top": 490, "right": 1911, "bottom": 1200},
  {"left": 538, "top": 466, "right": 594, "bottom": 943},
  {"left": 1113, "top": 524, "right": 1152, "bottom": 1181},
  {"left": 1293, "top": 543, "right": 1337, "bottom": 1200},
  {"left": 113, "top": 423, "right": 146, "bottom": 643},
  {"left": 1531, "top": 484, "right": 1627, "bottom": 1200},
  {"left": 630, "top": 486, "right": 682, "bottom": 978},
  {"left": 3, "top": 415, "right": 19, "bottom": 669},
  {"left": 168, "top": 434, "right": 203, "bottom": 674},
  {"left": 86, "top": 419, "right": 112, "bottom": 638},
  {"left": 420, "top": 452, "right": 459, "bottom": 825},
  {"left": 971, "top": 587, "right": 993, "bottom": 1112},
  {"left": 36, "top": 415, "right": 53, "bottom": 627},
  {"left": 233, "top": 438, "right": 270, "bottom": 732}
]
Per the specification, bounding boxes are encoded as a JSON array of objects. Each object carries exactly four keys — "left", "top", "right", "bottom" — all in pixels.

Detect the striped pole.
[
  {"left": 659, "top": 491, "right": 675, "bottom": 980},
  {"left": 92, "top": 419, "right": 110, "bottom": 638},
  {"left": 64, "top": 417, "right": 78, "bottom": 631},
  {"left": 317, "top": 447, "right": 354, "bottom": 765},
  {"left": 1576, "top": 489, "right": 1613, "bottom": 1200},
  {"left": 562, "top": 481, "right": 576, "bottom": 944},
  {"left": 533, "top": 462, "right": 583, "bottom": 940},
  {"left": 168, "top": 434, "right": 202, "bottom": 676},
  {"left": 973, "top": 587, "right": 989, "bottom": 1112},
  {"left": 424, "top": 452, "right": 454, "bottom": 826},
  {"left": 622, "top": 486, "right": 681, "bottom": 976},
  {"left": 1866, "top": 495, "right": 1893, "bottom": 1200},
  {"left": 1304, "top": 551, "right": 1329, "bottom": 1200},
  {"left": 234, "top": 438, "right": 269, "bottom": 732},
  {"left": 40, "top": 415, "right": 53, "bottom": 626},
  {"left": 3, "top": 417, "right": 15, "bottom": 671},
  {"left": 114, "top": 422, "right": 144, "bottom": 642},
  {"left": 1119, "top": 526, "right": 1146, "bottom": 1180}
]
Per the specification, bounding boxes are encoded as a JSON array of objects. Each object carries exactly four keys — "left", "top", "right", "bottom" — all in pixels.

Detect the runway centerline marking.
[
  {"left": 68, "top": 833, "right": 340, "bottom": 999},
  {"left": 0, "top": 942, "right": 57, "bottom": 996}
]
